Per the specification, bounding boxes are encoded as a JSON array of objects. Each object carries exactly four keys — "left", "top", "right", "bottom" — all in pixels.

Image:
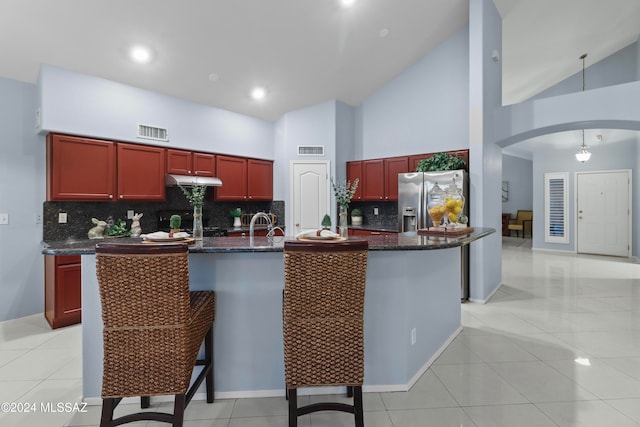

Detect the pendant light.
[{"left": 575, "top": 53, "right": 592, "bottom": 163}]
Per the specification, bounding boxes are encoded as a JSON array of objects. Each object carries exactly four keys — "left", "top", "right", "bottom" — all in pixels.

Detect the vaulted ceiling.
[{"left": 1, "top": 0, "right": 638, "bottom": 124}]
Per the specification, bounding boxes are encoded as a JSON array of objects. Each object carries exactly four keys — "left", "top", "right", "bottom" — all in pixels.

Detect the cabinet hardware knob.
[
  {"left": 109, "top": 195, "right": 113, "bottom": 199},
  {"left": 119, "top": 195, "right": 124, "bottom": 199},
  {"left": 249, "top": 196, "right": 252, "bottom": 199}
]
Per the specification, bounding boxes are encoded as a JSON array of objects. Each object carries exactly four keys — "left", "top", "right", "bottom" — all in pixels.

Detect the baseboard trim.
[
  {"left": 84, "top": 327, "right": 465, "bottom": 405},
  {"left": 468, "top": 282, "right": 503, "bottom": 304}
]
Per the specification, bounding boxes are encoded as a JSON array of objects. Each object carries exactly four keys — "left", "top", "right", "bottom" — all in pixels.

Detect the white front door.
[
  {"left": 577, "top": 170, "right": 631, "bottom": 257},
  {"left": 290, "top": 161, "right": 330, "bottom": 235}
]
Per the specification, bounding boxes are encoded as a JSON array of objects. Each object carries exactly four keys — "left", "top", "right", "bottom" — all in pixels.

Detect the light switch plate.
[
  {"left": 373, "top": 207, "right": 379, "bottom": 216},
  {"left": 58, "top": 212, "right": 67, "bottom": 224},
  {"left": 127, "top": 210, "right": 134, "bottom": 219},
  {"left": 0, "top": 213, "right": 8, "bottom": 225}
]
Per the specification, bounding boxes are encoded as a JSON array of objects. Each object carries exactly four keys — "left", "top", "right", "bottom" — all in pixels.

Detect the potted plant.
[
  {"left": 321, "top": 214, "right": 332, "bottom": 230},
  {"left": 230, "top": 208, "right": 242, "bottom": 228},
  {"left": 351, "top": 208, "right": 363, "bottom": 226},
  {"left": 169, "top": 215, "right": 181, "bottom": 237},
  {"left": 416, "top": 152, "right": 466, "bottom": 172}
]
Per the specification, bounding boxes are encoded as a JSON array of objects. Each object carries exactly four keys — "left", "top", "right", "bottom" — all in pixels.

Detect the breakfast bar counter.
[{"left": 43, "top": 228, "right": 494, "bottom": 403}]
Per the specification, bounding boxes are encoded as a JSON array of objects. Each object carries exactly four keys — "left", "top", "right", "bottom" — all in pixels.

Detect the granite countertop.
[{"left": 41, "top": 228, "right": 495, "bottom": 255}]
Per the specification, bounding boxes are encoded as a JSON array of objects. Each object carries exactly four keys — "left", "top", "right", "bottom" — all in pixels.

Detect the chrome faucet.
[{"left": 249, "top": 212, "right": 272, "bottom": 244}]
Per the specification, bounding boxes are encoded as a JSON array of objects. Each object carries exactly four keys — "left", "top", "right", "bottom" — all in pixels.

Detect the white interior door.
[
  {"left": 577, "top": 171, "right": 631, "bottom": 257},
  {"left": 290, "top": 161, "right": 329, "bottom": 235}
]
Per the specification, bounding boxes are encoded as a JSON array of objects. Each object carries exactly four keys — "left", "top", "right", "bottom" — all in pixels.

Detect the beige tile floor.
[{"left": 2, "top": 237, "right": 640, "bottom": 426}]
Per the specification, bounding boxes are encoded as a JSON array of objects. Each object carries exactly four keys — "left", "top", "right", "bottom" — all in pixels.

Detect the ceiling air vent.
[
  {"left": 297, "top": 145, "right": 325, "bottom": 156},
  {"left": 137, "top": 124, "right": 169, "bottom": 142}
]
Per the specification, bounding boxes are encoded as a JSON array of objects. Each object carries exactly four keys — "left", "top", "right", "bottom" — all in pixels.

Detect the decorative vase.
[
  {"left": 193, "top": 206, "right": 204, "bottom": 241},
  {"left": 339, "top": 205, "right": 349, "bottom": 238},
  {"left": 233, "top": 216, "right": 241, "bottom": 228}
]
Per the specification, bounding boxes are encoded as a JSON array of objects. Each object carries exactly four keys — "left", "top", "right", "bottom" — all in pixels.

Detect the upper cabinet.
[
  {"left": 247, "top": 159, "right": 274, "bottom": 201},
  {"left": 167, "top": 149, "right": 216, "bottom": 177},
  {"left": 346, "top": 161, "right": 363, "bottom": 201},
  {"left": 47, "top": 134, "right": 116, "bottom": 201},
  {"left": 215, "top": 156, "right": 273, "bottom": 201},
  {"left": 117, "top": 143, "right": 166, "bottom": 201},
  {"left": 357, "top": 156, "right": 409, "bottom": 201}
]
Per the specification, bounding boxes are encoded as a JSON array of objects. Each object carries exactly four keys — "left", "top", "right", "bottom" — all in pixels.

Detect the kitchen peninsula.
[{"left": 43, "top": 229, "right": 494, "bottom": 402}]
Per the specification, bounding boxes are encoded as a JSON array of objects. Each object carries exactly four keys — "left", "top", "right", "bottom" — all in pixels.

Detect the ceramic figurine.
[
  {"left": 130, "top": 212, "right": 143, "bottom": 237},
  {"left": 87, "top": 218, "right": 108, "bottom": 239}
]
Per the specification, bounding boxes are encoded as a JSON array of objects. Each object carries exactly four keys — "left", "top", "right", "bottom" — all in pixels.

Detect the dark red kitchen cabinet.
[
  {"left": 47, "top": 133, "right": 116, "bottom": 201},
  {"left": 247, "top": 159, "right": 273, "bottom": 200},
  {"left": 362, "top": 159, "right": 385, "bottom": 201},
  {"left": 167, "top": 149, "right": 216, "bottom": 177},
  {"left": 117, "top": 143, "right": 166, "bottom": 201},
  {"left": 215, "top": 155, "right": 248, "bottom": 201},
  {"left": 384, "top": 156, "right": 409, "bottom": 201},
  {"left": 346, "top": 161, "right": 363, "bottom": 201},
  {"left": 45, "top": 255, "right": 81, "bottom": 329},
  {"left": 193, "top": 152, "right": 216, "bottom": 176},
  {"left": 215, "top": 155, "right": 273, "bottom": 201},
  {"left": 408, "top": 153, "right": 432, "bottom": 172}
]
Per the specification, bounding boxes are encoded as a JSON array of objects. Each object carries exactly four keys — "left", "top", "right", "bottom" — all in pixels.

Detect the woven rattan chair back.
[
  {"left": 95, "top": 242, "right": 215, "bottom": 427},
  {"left": 283, "top": 239, "right": 368, "bottom": 427}
]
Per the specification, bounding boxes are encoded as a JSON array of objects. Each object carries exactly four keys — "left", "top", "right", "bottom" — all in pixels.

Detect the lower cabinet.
[{"left": 45, "top": 255, "right": 81, "bottom": 329}]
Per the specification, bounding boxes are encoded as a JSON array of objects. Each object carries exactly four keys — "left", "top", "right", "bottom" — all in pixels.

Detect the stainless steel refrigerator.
[{"left": 397, "top": 170, "right": 470, "bottom": 301}]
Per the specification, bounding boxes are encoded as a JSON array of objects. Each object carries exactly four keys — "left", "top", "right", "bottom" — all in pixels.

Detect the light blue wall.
[
  {"left": 498, "top": 40, "right": 640, "bottom": 257},
  {"left": 531, "top": 41, "right": 639, "bottom": 101},
  {"left": 466, "top": 0, "right": 503, "bottom": 302},
  {"left": 0, "top": 78, "right": 46, "bottom": 322},
  {"left": 502, "top": 154, "right": 533, "bottom": 215},
  {"left": 38, "top": 64, "right": 274, "bottom": 159},
  {"left": 273, "top": 100, "right": 339, "bottom": 231},
  {"left": 355, "top": 26, "right": 469, "bottom": 159},
  {"left": 532, "top": 139, "right": 638, "bottom": 255}
]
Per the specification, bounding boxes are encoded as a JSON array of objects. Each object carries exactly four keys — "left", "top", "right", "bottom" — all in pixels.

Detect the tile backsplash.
[{"left": 43, "top": 187, "right": 284, "bottom": 241}]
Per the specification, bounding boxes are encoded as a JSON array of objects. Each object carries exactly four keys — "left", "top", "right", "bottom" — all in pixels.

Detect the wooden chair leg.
[
  {"left": 205, "top": 326, "right": 214, "bottom": 403},
  {"left": 173, "top": 394, "right": 186, "bottom": 427},
  {"left": 288, "top": 388, "right": 298, "bottom": 427},
  {"left": 353, "top": 386, "right": 364, "bottom": 427},
  {"left": 141, "top": 396, "right": 150, "bottom": 408},
  {"left": 100, "top": 398, "right": 116, "bottom": 427},
  {"left": 347, "top": 386, "right": 353, "bottom": 397}
]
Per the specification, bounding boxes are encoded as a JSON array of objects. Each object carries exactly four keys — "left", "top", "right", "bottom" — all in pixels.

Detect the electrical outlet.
[
  {"left": 0, "top": 213, "right": 8, "bottom": 225},
  {"left": 58, "top": 212, "right": 67, "bottom": 224},
  {"left": 373, "top": 207, "right": 379, "bottom": 216},
  {"left": 36, "top": 214, "right": 42, "bottom": 224},
  {"left": 411, "top": 328, "right": 417, "bottom": 345},
  {"left": 127, "top": 210, "right": 134, "bottom": 219}
]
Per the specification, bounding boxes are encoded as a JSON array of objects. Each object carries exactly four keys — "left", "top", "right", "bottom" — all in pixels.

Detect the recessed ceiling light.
[
  {"left": 129, "top": 45, "right": 153, "bottom": 64},
  {"left": 340, "top": 0, "right": 358, "bottom": 8},
  {"left": 379, "top": 28, "right": 390, "bottom": 38},
  {"left": 251, "top": 87, "right": 266, "bottom": 100},
  {"left": 208, "top": 73, "right": 220, "bottom": 82}
]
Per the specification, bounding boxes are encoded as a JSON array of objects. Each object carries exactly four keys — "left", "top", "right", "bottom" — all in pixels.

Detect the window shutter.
[{"left": 544, "top": 172, "right": 569, "bottom": 243}]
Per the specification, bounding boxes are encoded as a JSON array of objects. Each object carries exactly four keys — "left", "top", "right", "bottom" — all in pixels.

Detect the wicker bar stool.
[
  {"left": 95, "top": 243, "right": 215, "bottom": 427},
  {"left": 283, "top": 239, "right": 369, "bottom": 427}
]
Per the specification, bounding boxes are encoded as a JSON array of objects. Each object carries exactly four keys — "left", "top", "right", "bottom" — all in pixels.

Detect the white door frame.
[
  {"left": 573, "top": 169, "right": 632, "bottom": 257},
  {"left": 289, "top": 160, "right": 331, "bottom": 235}
]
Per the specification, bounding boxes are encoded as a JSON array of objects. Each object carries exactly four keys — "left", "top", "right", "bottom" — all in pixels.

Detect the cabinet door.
[
  {"left": 56, "top": 263, "right": 81, "bottom": 320},
  {"left": 346, "top": 161, "right": 363, "bottom": 201},
  {"left": 45, "top": 255, "right": 81, "bottom": 329},
  {"left": 384, "top": 156, "right": 409, "bottom": 201},
  {"left": 193, "top": 153, "right": 216, "bottom": 177},
  {"left": 167, "top": 149, "right": 192, "bottom": 175},
  {"left": 117, "top": 143, "right": 166, "bottom": 201},
  {"left": 408, "top": 153, "right": 432, "bottom": 172},
  {"left": 47, "top": 134, "right": 116, "bottom": 201},
  {"left": 215, "top": 155, "right": 248, "bottom": 201},
  {"left": 362, "top": 159, "right": 385, "bottom": 201},
  {"left": 247, "top": 159, "right": 273, "bottom": 200}
]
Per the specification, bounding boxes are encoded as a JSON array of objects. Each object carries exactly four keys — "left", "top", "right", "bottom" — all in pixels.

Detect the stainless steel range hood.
[{"left": 165, "top": 174, "right": 223, "bottom": 187}]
